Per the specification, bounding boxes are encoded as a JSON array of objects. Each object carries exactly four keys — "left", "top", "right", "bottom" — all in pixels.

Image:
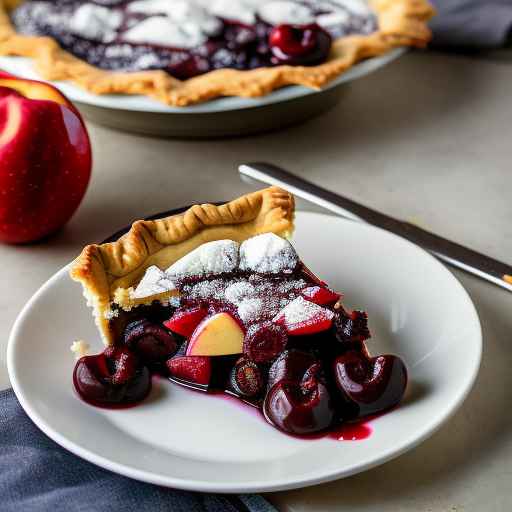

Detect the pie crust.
[
  {"left": 0, "top": 0, "right": 435, "bottom": 106},
  {"left": 70, "top": 187, "right": 295, "bottom": 344}
]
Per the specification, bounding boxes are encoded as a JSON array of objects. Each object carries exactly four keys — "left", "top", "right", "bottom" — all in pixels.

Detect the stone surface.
[{"left": 1, "top": 51, "right": 512, "bottom": 510}]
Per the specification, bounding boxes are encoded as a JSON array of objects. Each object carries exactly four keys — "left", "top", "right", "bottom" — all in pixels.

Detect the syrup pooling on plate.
[
  {"left": 12, "top": 0, "right": 377, "bottom": 78},
  {"left": 73, "top": 233, "right": 408, "bottom": 438}
]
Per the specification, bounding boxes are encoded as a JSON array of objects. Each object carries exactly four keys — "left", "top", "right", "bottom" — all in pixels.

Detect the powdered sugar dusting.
[
  {"left": 273, "top": 296, "right": 334, "bottom": 326},
  {"left": 240, "top": 233, "right": 298, "bottom": 274},
  {"left": 224, "top": 281, "right": 256, "bottom": 304},
  {"left": 166, "top": 240, "right": 240, "bottom": 277},
  {"left": 183, "top": 279, "right": 226, "bottom": 300},
  {"left": 69, "top": 3, "right": 122, "bottom": 43},
  {"left": 132, "top": 234, "right": 338, "bottom": 327},
  {"left": 237, "top": 298, "right": 264, "bottom": 323},
  {"left": 132, "top": 265, "right": 177, "bottom": 298}
]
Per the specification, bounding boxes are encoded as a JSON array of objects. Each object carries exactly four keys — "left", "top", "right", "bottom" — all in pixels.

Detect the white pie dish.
[
  {"left": 0, "top": 49, "right": 403, "bottom": 136},
  {"left": 7, "top": 210, "right": 482, "bottom": 492}
]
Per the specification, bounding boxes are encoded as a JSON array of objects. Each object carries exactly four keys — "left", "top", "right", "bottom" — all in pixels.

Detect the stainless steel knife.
[{"left": 239, "top": 162, "right": 512, "bottom": 293}]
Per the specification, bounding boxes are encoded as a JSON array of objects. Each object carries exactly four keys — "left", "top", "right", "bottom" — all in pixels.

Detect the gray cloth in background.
[
  {"left": 430, "top": 0, "right": 512, "bottom": 48},
  {"left": 0, "top": 388, "right": 276, "bottom": 512}
]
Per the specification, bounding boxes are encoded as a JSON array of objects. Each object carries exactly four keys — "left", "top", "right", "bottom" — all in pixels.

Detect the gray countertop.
[{"left": 1, "top": 51, "right": 511, "bottom": 511}]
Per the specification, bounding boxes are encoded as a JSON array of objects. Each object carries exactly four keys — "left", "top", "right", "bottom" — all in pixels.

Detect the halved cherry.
[
  {"left": 263, "top": 363, "right": 334, "bottom": 435},
  {"left": 229, "top": 357, "right": 264, "bottom": 398},
  {"left": 73, "top": 347, "right": 151, "bottom": 405},
  {"left": 333, "top": 351, "right": 408, "bottom": 418}
]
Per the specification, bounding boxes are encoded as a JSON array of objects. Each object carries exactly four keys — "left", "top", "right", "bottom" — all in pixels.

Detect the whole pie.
[
  {"left": 70, "top": 187, "right": 408, "bottom": 436},
  {"left": 0, "top": 0, "right": 434, "bottom": 106}
]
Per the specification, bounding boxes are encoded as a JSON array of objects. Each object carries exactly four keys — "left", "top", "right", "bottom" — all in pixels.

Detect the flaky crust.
[
  {"left": 0, "top": 0, "right": 434, "bottom": 106},
  {"left": 70, "top": 187, "right": 295, "bottom": 344}
]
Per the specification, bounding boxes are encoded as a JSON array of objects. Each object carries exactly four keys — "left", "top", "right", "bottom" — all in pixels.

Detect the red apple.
[{"left": 0, "top": 71, "right": 91, "bottom": 243}]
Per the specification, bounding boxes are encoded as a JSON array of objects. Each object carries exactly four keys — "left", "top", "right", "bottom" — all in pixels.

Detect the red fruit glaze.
[
  {"left": 0, "top": 81, "right": 91, "bottom": 244},
  {"left": 164, "top": 306, "right": 208, "bottom": 338},
  {"left": 167, "top": 355, "right": 212, "bottom": 386},
  {"left": 301, "top": 286, "right": 341, "bottom": 306}
]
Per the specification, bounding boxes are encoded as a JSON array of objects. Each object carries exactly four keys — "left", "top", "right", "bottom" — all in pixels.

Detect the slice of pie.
[
  {"left": 70, "top": 187, "right": 407, "bottom": 436},
  {"left": 0, "top": 0, "right": 434, "bottom": 106}
]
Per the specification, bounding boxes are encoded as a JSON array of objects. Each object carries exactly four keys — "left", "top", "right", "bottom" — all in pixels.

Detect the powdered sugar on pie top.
[
  {"left": 167, "top": 240, "right": 240, "bottom": 277},
  {"left": 237, "top": 298, "right": 264, "bottom": 323},
  {"left": 258, "top": 2, "right": 314, "bottom": 26},
  {"left": 273, "top": 296, "right": 334, "bottom": 327},
  {"left": 331, "top": 0, "right": 372, "bottom": 17},
  {"left": 224, "top": 281, "right": 256, "bottom": 304},
  {"left": 209, "top": 0, "right": 260, "bottom": 25},
  {"left": 240, "top": 233, "right": 298, "bottom": 274},
  {"left": 122, "top": 17, "right": 207, "bottom": 48},
  {"left": 132, "top": 265, "right": 177, "bottom": 298},
  {"left": 128, "top": 0, "right": 222, "bottom": 35},
  {"left": 69, "top": 3, "right": 122, "bottom": 43},
  {"left": 132, "top": 234, "right": 336, "bottom": 326}
]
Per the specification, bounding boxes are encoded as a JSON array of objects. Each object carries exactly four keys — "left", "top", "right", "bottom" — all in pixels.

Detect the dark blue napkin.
[
  {"left": 430, "top": 0, "right": 512, "bottom": 48},
  {"left": 0, "top": 388, "right": 276, "bottom": 512}
]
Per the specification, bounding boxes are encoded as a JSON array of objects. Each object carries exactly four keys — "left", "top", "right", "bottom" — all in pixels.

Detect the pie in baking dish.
[{"left": 0, "top": 0, "right": 434, "bottom": 105}]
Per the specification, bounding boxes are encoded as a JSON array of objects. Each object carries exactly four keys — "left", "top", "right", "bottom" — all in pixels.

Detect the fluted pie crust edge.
[
  {"left": 70, "top": 187, "right": 295, "bottom": 344},
  {"left": 0, "top": 0, "right": 435, "bottom": 106}
]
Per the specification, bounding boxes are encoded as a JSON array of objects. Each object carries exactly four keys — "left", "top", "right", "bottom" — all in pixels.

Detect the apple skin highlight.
[{"left": 0, "top": 74, "right": 91, "bottom": 244}]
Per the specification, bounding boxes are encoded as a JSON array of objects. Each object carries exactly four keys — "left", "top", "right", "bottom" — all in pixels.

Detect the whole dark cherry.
[
  {"left": 124, "top": 319, "right": 178, "bottom": 364},
  {"left": 333, "top": 351, "right": 408, "bottom": 418},
  {"left": 267, "top": 349, "right": 317, "bottom": 390},
  {"left": 73, "top": 347, "right": 151, "bottom": 405},
  {"left": 243, "top": 321, "right": 288, "bottom": 363},
  {"left": 263, "top": 363, "right": 334, "bottom": 435},
  {"left": 269, "top": 23, "right": 332, "bottom": 66}
]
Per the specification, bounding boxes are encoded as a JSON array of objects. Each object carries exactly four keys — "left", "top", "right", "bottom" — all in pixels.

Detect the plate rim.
[
  {"left": 0, "top": 49, "right": 404, "bottom": 114},
  {"left": 7, "top": 212, "right": 482, "bottom": 493}
]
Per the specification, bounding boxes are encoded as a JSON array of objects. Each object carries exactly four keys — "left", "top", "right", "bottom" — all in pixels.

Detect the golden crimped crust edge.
[
  {"left": 0, "top": 0, "right": 435, "bottom": 106},
  {"left": 69, "top": 187, "right": 295, "bottom": 344}
]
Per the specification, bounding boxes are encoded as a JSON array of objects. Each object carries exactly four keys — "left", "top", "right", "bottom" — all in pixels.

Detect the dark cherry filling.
[
  {"left": 12, "top": 0, "right": 377, "bottom": 79},
  {"left": 73, "top": 262, "right": 408, "bottom": 438}
]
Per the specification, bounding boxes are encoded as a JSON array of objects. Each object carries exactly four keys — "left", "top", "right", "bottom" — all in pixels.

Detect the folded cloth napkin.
[
  {"left": 0, "top": 389, "right": 276, "bottom": 512},
  {"left": 430, "top": 0, "right": 512, "bottom": 48}
]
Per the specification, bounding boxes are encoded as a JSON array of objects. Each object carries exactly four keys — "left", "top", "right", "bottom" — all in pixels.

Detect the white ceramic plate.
[
  {"left": 0, "top": 49, "right": 403, "bottom": 114},
  {"left": 7, "top": 212, "right": 481, "bottom": 493}
]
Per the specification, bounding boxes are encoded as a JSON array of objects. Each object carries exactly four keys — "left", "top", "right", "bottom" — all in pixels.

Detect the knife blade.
[{"left": 239, "top": 162, "right": 512, "bottom": 293}]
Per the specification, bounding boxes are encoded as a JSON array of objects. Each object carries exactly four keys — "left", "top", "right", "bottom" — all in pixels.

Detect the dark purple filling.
[{"left": 12, "top": 0, "right": 378, "bottom": 79}]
